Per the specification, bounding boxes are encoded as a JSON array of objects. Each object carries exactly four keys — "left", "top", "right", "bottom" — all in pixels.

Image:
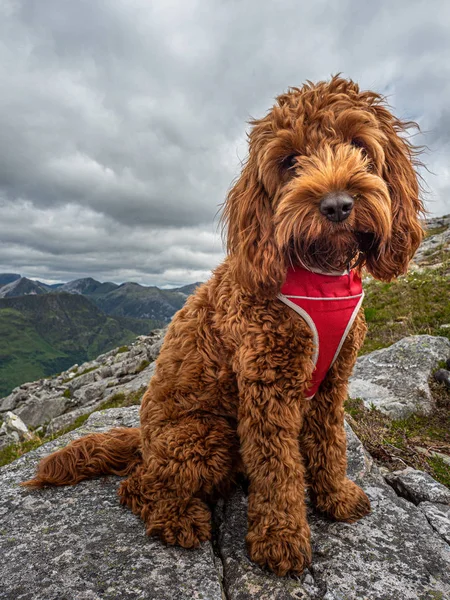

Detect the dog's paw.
[
  {"left": 145, "top": 497, "right": 212, "bottom": 548},
  {"left": 313, "top": 479, "right": 371, "bottom": 523},
  {"left": 246, "top": 522, "right": 311, "bottom": 576}
]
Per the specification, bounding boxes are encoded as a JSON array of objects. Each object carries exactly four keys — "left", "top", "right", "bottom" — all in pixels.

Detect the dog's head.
[{"left": 223, "top": 76, "right": 424, "bottom": 296}]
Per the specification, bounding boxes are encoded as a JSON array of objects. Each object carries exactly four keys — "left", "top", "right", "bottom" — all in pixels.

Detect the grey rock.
[
  {"left": 0, "top": 412, "right": 32, "bottom": 450},
  {"left": 420, "top": 502, "right": 450, "bottom": 544},
  {"left": 15, "top": 394, "right": 70, "bottom": 429},
  {"left": 148, "top": 336, "right": 165, "bottom": 361},
  {"left": 0, "top": 408, "right": 224, "bottom": 600},
  {"left": 434, "top": 368, "right": 450, "bottom": 388},
  {"left": 344, "top": 420, "right": 373, "bottom": 482},
  {"left": 1, "top": 407, "right": 449, "bottom": 599},
  {"left": 3, "top": 411, "right": 31, "bottom": 437},
  {"left": 413, "top": 214, "right": 450, "bottom": 267},
  {"left": 0, "top": 425, "right": 20, "bottom": 450},
  {"left": 72, "top": 381, "right": 108, "bottom": 404},
  {"left": 68, "top": 369, "right": 100, "bottom": 391},
  {"left": 215, "top": 425, "right": 450, "bottom": 600},
  {"left": 385, "top": 468, "right": 450, "bottom": 505},
  {"left": 349, "top": 335, "right": 450, "bottom": 418}
]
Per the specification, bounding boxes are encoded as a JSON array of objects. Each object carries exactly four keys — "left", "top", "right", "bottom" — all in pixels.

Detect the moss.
[
  {"left": 62, "top": 388, "right": 71, "bottom": 399},
  {"left": 116, "top": 346, "right": 129, "bottom": 354},
  {"left": 75, "top": 365, "right": 98, "bottom": 377},
  {"left": 135, "top": 360, "right": 150, "bottom": 374},
  {"left": 428, "top": 456, "right": 450, "bottom": 488},
  {"left": 425, "top": 224, "right": 448, "bottom": 237}
]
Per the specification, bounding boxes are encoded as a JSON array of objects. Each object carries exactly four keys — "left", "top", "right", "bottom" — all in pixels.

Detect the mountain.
[
  {"left": 0, "top": 274, "right": 200, "bottom": 322},
  {"left": 90, "top": 282, "right": 190, "bottom": 321},
  {"left": 172, "top": 282, "right": 202, "bottom": 296},
  {"left": 57, "top": 277, "right": 104, "bottom": 295},
  {"left": 0, "top": 293, "right": 141, "bottom": 397},
  {"left": 0, "top": 273, "right": 21, "bottom": 287},
  {"left": 56, "top": 277, "right": 119, "bottom": 296},
  {"left": 0, "top": 277, "right": 50, "bottom": 298}
]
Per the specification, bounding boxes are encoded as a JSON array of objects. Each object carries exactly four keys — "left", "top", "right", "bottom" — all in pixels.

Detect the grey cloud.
[{"left": 0, "top": 0, "right": 449, "bottom": 286}]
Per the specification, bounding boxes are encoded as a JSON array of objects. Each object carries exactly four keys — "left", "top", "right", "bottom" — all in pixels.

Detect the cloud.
[{"left": 0, "top": 0, "right": 449, "bottom": 285}]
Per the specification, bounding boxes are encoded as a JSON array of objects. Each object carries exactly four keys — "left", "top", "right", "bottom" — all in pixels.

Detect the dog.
[{"left": 24, "top": 76, "right": 424, "bottom": 577}]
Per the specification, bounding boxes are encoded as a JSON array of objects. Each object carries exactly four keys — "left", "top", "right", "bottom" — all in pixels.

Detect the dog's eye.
[
  {"left": 351, "top": 139, "right": 367, "bottom": 153},
  {"left": 281, "top": 155, "right": 298, "bottom": 170}
]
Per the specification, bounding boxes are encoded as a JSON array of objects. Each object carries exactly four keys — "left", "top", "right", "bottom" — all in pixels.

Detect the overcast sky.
[{"left": 0, "top": 0, "right": 449, "bottom": 287}]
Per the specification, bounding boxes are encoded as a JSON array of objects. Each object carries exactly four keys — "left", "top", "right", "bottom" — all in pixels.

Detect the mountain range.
[{"left": 0, "top": 274, "right": 200, "bottom": 396}]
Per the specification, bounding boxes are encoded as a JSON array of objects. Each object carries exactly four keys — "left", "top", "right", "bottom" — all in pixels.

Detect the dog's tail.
[{"left": 21, "top": 427, "right": 142, "bottom": 488}]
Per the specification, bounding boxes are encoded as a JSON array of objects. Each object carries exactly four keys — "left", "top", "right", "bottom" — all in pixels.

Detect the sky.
[{"left": 0, "top": 0, "right": 449, "bottom": 287}]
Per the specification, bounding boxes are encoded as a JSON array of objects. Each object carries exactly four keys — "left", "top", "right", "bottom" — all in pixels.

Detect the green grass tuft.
[
  {"left": 116, "top": 346, "right": 129, "bottom": 354},
  {"left": 135, "top": 360, "right": 150, "bottom": 373},
  {"left": 361, "top": 264, "right": 450, "bottom": 354}
]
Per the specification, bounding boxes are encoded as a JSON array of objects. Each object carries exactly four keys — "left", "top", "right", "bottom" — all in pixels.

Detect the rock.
[
  {"left": 420, "top": 502, "right": 450, "bottom": 545},
  {"left": 434, "top": 368, "right": 450, "bottom": 388},
  {"left": 349, "top": 335, "right": 450, "bottom": 418},
  {"left": 0, "top": 408, "right": 224, "bottom": 600},
  {"left": 384, "top": 468, "right": 450, "bottom": 505},
  {"left": 413, "top": 214, "right": 450, "bottom": 267},
  {"left": 3, "top": 411, "right": 31, "bottom": 437},
  {"left": 15, "top": 394, "right": 70, "bottom": 429},
  {"left": 72, "top": 381, "right": 108, "bottom": 404},
  {"left": 1, "top": 408, "right": 449, "bottom": 600},
  {"left": 0, "top": 411, "right": 32, "bottom": 450}
]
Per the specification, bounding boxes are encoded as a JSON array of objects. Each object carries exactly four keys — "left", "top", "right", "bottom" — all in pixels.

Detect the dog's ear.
[
  {"left": 365, "top": 111, "right": 425, "bottom": 281},
  {"left": 222, "top": 158, "right": 285, "bottom": 297}
]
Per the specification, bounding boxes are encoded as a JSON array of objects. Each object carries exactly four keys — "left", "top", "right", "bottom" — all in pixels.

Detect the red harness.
[{"left": 278, "top": 266, "right": 363, "bottom": 398}]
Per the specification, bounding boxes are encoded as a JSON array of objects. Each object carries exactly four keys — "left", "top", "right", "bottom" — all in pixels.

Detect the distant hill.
[{"left": 0, "top": 293, "right": 150, "bottom": 397}]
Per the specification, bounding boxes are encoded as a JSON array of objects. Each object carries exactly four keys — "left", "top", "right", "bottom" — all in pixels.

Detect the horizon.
[{"left": 0, "top": 272, "right": 201, "bottom": 290}]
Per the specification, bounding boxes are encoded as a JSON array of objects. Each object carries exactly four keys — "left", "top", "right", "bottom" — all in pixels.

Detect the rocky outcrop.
[
  {"left": 413, "top": 214, "right": 450, "bottom": 269},
  {"left": 0, "top": 408, "right": 448, "bottom": 600},
  {"left": 349, "top": 335, "right": 450, "bottom": 418},
  {"left": 0, "top": 329, "right": 165, "bottom": 448},
  {"left": 0, "top": 411, "right": 32, "bottom": 448}
]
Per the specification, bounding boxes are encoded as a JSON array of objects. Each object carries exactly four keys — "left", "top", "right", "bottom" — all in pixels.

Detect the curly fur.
[{"left": 23, "top": 76, "right": 424, "bottom": 577}]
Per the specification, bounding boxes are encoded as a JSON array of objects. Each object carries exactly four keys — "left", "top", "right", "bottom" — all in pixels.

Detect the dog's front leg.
[
  {"left": 301, "top": 312, "right": 371, "bottom": 522},
  {"left": 234, "top": 333, "right": 313, "bottom": 576}
]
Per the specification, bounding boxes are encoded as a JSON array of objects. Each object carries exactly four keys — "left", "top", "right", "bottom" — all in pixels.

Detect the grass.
[
  {"left": 345, "top": 375, "right": 450, "bottom": 487},
  {"left": 0, "top": 387, "right": 146, "bottom": 468},
  {"left": 135, "top": 360, "right": 150, "bottom": 373},
  {"left": 426, "top": 224, "right": 449, "bottom": 237},
  {"left": 362, "top": 263, "right": 450, "bottom": 354},
  {"left": 62, "top": 365, "right": 99, "bottom": 383},
  {"left": 116, "top": 346, "right": 129, "bottom": 354}
]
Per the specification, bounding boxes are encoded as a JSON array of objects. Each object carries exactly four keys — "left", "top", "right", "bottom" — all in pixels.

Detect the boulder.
[
  {"left": 1, "top": 408, "right": 449, "bottom": 600},
  {"left": 0, "top": 411, "right": 33, "bottom": 450},
  {"left": 385, "top": 468, "right": 450, "bottom": 505},
  {"left": 349, "top": 335, "right": 450, "bottom": 418}
]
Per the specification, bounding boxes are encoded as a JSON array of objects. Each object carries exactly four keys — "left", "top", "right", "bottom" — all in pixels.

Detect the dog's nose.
[{"left": 319, "top": 192, "right": 354, "bottom": 222}]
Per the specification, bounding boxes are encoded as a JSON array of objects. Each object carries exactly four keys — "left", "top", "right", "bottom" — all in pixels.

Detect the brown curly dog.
[{"left": 24, "top": 76, "right": 424, "bottom": 576}]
